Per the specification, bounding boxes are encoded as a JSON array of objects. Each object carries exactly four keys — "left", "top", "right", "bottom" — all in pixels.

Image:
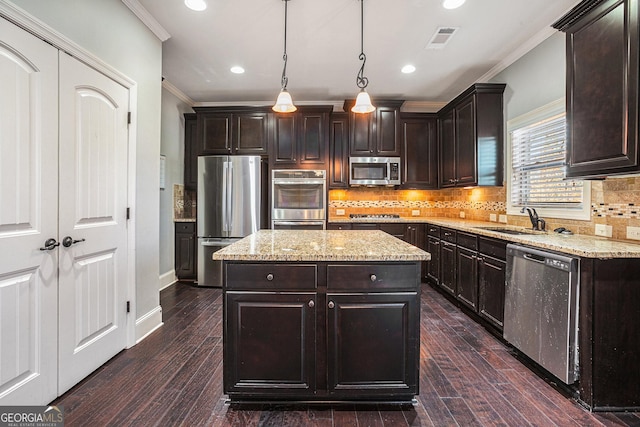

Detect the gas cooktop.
[{"left": 349, "top": 214, "right": 400, "bottom": 219}]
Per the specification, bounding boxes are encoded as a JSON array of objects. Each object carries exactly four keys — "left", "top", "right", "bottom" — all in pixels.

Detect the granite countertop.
[
  {"left": 422, "top": 218, "right": 640, "bottom": 259},
  {"left": 174, "top": 218, "right": 196, "bottom": 223},
  {"left": 212, "top": 230, "right": 431, "bottom": 262}
]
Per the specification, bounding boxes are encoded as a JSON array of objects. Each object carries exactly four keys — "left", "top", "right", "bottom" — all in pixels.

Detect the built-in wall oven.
[{"left": 272, "top": 169, "right": 326, "bottom": 229}]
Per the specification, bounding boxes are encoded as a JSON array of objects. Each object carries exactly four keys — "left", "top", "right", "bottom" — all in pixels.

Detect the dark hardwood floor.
[{"left": 53, "top": 282, "right": 640, "bottom": 426}]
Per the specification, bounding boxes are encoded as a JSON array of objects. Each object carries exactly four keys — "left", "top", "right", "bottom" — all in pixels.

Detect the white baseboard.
[
  {"left": 159, "top": 269, "right": 176, "bottom": 291},
  {"left": 135, "top": 305, "right": 163, "bottom": 344}
]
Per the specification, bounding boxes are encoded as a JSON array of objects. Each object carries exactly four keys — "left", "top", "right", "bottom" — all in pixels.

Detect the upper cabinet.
[
  {"left": 438, "top": 84, "right": 505, "bottom": 188},
  {"left": 270, "top": 106, "right": 331, "bottom": 169},
  {"left": 194, "top": 107, "right": 269, "bottom": 156},
  {"left": 346, "top": 100, "right": 403, "bottom": 157},
  {"left": 553, "top": 0, "right": 640, "bottom": 178},
  {"left": 184, "top": 113, "right": 198, "bottom": 191},
  {"left": 400, "top": 113, "right": 438, "bottom": 189}
]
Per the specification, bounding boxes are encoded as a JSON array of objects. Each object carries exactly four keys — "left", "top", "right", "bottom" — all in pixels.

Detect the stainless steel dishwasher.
[{"left": 504, "top": 244, "right": 580, "bottom": 384}]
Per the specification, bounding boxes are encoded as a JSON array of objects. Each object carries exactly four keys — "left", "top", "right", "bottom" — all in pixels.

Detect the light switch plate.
[
  {"left": 459, "top": 211, "right": 465, "bottom": 218},
  {"left": 336, "top": 209, "right": 345, "bottom": 216},
  {"left": 499, "top": 214, "right": 507, "bottom": 223},
  {"left": 412, "top": 209, "right": 420, "bottom": 216},
  {"left": 595, "top": 224, "right": 612, "bottom": 237},
  {"left": 489, "top": 213, "right": 497, "bottom": 222},
  {"left": 627, "top": 226, "right": 640, "bottom": 240}
]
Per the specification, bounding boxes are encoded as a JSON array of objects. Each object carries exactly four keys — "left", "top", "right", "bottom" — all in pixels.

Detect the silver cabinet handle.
[
  {"left": 328, "top": 301, "right": 335, "bottom": 309},
  {"left": 370, "top": 274, "right": 377, "bottom": 282},
  {"left": 308, "top": 300, "right": 315, "bottom": 308},
  {"left": 266, "top": 273, "right": 274, "bottom": 281}
]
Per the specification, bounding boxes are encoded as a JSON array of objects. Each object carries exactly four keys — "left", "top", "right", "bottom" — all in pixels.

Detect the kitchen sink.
[{"left": 475, "top": 227, "right": 544, "bottom": 236}]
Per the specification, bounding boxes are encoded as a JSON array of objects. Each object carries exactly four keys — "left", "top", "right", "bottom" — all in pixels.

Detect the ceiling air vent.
[{"left": 426, "top": 27, "right": 459, "bottom": 49}]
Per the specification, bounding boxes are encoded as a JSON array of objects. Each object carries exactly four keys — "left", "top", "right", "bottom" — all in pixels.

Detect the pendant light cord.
[
  {"left": 281, "top": 0, "right": 289, "bottom": 90},
  {"left": 356, "top": 0, "right": 369, "bottom": 89}
]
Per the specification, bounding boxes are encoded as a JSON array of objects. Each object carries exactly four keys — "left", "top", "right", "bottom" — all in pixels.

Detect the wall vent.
[{"left": 426, "top": 27, "right": 459, "bottom": 49}]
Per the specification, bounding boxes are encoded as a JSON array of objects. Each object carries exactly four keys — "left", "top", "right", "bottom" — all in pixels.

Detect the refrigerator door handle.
[
  {"left": 227, "top": 161, "right": 233, "bottom": 235},
  {"left": 222, "top": 161, "right": 228, "bottom": 233}
]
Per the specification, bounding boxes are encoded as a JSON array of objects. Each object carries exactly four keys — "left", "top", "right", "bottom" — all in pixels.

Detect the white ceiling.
[{"left": 137, "top": 0, "right": 580, "bottom": 108}]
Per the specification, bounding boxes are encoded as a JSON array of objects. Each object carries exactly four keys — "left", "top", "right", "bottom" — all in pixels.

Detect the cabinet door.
[
  {"left": 175, "top": 232, "right": 195, "bottom": 279},
  {"left": 401, "top": 115, "right": 438, "bottom": 189},
  {"left": 455, "top": 94, "right": 477, "bottom": 186},
  {"left": 426, "top": 236, "right": 441, "bottom": 284},
  {"left": 327, "top": 293, "right": 419, "bottom": 397},
  {"left": 456, "top": 246, "right": 478, "bottom": 310},
  {"left": 197, "top": 112, "right": 232, "bottom": 154},
  {"left": 234, "top": 112, "right": 268, "bottom": 155},
  {"left": 299, "top": 111, "right": 327, "bottom": 165},
  {"left": 439, "top": 108, "right": 456, "bottom": 188},
  {"left": 271, "top": 113, "right": 297, "bottom": 165},
  {"left": 478, "top": 255, "right": 505, "bottom": 331},
  {"left": 184, "top": 113, "right": 198, "bottom": 190},
  {"left": 440, "top": 241, "right": 456, "bottom": 295},
  {"left": 329, "top": 113, "right": 349, "bottom": 188},
  {"left": 379, "top": 223, "right": 406, "bottom": 240},
  {"left": 376, "top": 105, "right": 401, "bottom": 156},
  {"left": 564, "top": 0, "right": 639, "bottom": 177},
  {"left": 224, "top": 292, "right": 316, "bottom": 396},
  {"left": 350, "top": 112, "right": 374, "bottom": 155}
]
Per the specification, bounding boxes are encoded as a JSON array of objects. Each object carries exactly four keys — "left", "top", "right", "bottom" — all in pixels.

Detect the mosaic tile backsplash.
[
  {"left": 173, "top": 184, "right": 197, "bottom": 220},
  {"left": 329, "top": 177, "right": 640, "bottom": 241}
]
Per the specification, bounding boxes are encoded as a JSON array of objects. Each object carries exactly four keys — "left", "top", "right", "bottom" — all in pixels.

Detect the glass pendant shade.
[
  {"left": 352, "top": 89, "right": 375, "bottom": 114},
  {"left": 273, "top": 89, "right": 297, "bottom": 113}
]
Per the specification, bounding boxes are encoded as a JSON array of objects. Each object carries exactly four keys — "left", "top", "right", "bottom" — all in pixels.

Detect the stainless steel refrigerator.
[{"left": 197, "top": 155, "right": 261, "bottom": 287}]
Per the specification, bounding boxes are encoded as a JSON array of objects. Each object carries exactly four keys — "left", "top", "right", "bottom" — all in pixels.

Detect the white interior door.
[
  {"left": 0, "top": 18, "right": 59, "bottom": 405},
  {"left": 57, "top": 52, "right": 129, "bottom": 395}
]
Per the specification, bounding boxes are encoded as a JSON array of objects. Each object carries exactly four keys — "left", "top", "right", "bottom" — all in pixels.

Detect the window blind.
[{"left": 510, "top": 113, "right": 583, "bottom": 207}]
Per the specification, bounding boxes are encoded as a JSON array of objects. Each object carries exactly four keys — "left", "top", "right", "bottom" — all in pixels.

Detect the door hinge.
[
  {"left": 127, "top": 112, "right": 132, "bottom": 125},
  {"left": 126, "top": 301, "right": 131, "bottom": 313},
  {"left": 126, "top": 207, "right": 130, "bottom": 220}
]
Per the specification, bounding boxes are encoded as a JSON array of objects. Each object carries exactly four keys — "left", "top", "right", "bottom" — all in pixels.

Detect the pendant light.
[
  {"left": 352, "top": 0, "right": 375, "bottom": 114},
  {"left": 273, "top": 0, "right": 297, "bottom": 113}
]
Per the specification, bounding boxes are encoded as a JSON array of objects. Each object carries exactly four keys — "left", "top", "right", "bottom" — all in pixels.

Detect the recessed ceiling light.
[
  {"left": 401, "top": 65, "right": 416, "bottom": 74},
  {"left": 230, "top": 66, "right": 245, "bottom": 74},
  {"left": 185, "top": 0, "right": 207, "bottom": 12},
  {"left": 442, "top": 0, "right": 466, "bottom": 9}
]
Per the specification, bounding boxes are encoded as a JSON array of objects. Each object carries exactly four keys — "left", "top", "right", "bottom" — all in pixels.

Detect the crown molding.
[
  {"left": 122, "top": 0, "right": 170, "bottom": 42},
  {"left": 162, "top": 79, "right": 195, "bottom": 106},
  {"left": 401, "top": 101, "right": 447, "bottom": 113},
  {"left": 194, "top": 100, "right": 345, "bottom": 111}
]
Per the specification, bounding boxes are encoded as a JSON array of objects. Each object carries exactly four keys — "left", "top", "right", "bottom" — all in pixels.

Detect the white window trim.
[{"left": 506, "top": 98, "right": 591, "bottom": 221}]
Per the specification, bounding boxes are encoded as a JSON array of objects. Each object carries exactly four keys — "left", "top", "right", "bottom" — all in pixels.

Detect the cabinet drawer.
[
  {"left": 426, "top": 224, "right": 441, "bottom": 238},
  {"left": 441, "top": 228, "right": 456, "bottom": 243},
  {"left": 327, "top": 263, "right": 419, "bottom": 291},
  {"left": 327, "top": 223, "right": 353, "bottom": 230},
  {"left": 456, "top": 232, "right": 477, "bottom": 251},
  {"left": 175, "top": 222, "right": 195, "bottom": 233},
  {"left": 225, "top": 263, "right": 317, "bottom": 290},
  {"left": 478, "top": 237, "right": 507, "bottom": 261}
]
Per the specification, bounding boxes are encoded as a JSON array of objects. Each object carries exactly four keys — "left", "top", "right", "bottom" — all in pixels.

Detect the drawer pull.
[
  {"left": 266, "top": 273, "right": 274, "bottom": 281},
  {"left": 444, "top": 232, "right": 452, "bottom": 236},
  {"left": 328, "top": 301, "right": 335, "bottom": 309},
  {"left": 308, "top": 300, "right": 315, "bottom": 308},
  {"left": 370, "top": 274, "right": 377, "bottom": 282}
]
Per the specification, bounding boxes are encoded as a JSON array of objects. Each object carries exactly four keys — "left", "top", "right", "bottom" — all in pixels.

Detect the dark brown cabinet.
[
  {"left": 184, "top": 113, "right": 198, "bottom": 191},
  {"left": 554, "top": 0, "right": 640, "bottom": 178},
  {"left": 400, "top": 113, "right": 438, "bottom": 189},
  {"left": 271, "top": 106, "right": 331, "bottom": 168},
  {"left": 425, "top": 225, "right": 441, "bottom": 284},
  {"left": 456, "top": 232, "right": 478, "bottom": 311},
  {"left": 439, "top": 228, "right": 457, "bottom": 296},
  {"left": 348, "top": 100, "right": 403, "bottom": 157},
  {"left": 438, "top": 84, "right": 505, "bottom": 188},
  {"left": 175, "top": 222, "right": 196, "bottom": 280},
  {"left": 194, "top": 108, "right": 269, "bottom": 156},
  {"left": 329, "top": 112, "right": 349, "bottom": 188}
]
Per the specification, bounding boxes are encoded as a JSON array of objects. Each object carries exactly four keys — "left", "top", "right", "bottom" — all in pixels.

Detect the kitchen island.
[{"left": 213, "top": 230, "right": 430, "bottom": 403}]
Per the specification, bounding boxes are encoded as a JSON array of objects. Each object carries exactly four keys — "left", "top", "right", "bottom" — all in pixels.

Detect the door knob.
[
  {"left": 62, "top": 236, "right": 86, "bottom": 248},
  {"left": 40, "top": 238, "right": 59, "bottom": 251}
]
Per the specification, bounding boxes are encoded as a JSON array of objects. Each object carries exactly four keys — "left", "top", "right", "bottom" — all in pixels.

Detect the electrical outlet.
[
  {"left": 499, "top": 214, "right": 507, "bottom": 223},
  {"left": 627, "top": 226, "right": 640, "bottom": 240},
  {"left": 411, "top": 209, "right": 420, "bottom": 216},
  {"left": 489, "top": 213, "right": 497, "bottom": 222},
  {"left": 595, "top": 224, "right": 612, "bottom": 238},
  {"left": 459, "top": 211, "right": 465, "bottom": 218},
  {"left": 336, "top": 209, "right": 345, "bottom": 216}
]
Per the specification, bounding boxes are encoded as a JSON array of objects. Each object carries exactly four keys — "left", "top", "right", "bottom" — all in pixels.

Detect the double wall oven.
[{"left": 271, "top": 169, "right": 326, "bottom": 229}]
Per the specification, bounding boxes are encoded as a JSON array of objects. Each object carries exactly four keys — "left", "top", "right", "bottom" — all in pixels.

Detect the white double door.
[{"left": 0, "top": 18, "right": 129, "bottom": 404}]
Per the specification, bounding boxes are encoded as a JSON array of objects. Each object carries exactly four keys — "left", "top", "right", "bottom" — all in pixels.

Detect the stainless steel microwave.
[{"left": 349, "top": 157, "right": 401, "bottom": 186}]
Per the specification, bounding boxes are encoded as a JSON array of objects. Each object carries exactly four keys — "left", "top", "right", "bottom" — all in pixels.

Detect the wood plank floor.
[{"left": 53, "top": 283, "right": 640, "bottom": 426}]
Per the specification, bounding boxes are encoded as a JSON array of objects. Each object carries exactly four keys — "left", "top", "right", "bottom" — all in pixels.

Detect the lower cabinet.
[
  {"left": 222, "top": 261, "right": 421, "bottom": 401},
  {"left": 477, "top": 254, "right": 506, "bottom": 329},
  {"left": 175, "top": 222, "right": 196, "bottom": 280}
]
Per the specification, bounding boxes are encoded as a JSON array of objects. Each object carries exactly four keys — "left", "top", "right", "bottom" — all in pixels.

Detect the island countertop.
[{"left": 212, "top": 229, "right": 430, "bottom": 262}]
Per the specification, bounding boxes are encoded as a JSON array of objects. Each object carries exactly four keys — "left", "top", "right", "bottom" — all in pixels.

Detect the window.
[{"left": 507, "top": 99, "right": 590, "bottom": 220}]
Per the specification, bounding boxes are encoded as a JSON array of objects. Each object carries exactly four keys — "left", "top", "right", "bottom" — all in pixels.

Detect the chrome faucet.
[{"left": 521, "top": 206, "right": 546, "bottom": 231}]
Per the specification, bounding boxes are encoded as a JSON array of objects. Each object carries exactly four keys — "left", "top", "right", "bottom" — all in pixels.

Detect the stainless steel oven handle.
[{"left": 272, "top": 180, "right": 326, "bottom": 185}]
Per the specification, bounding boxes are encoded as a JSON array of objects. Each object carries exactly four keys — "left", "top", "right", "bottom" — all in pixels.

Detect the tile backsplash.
[
  {"left": 329, "top": 176, "right": 640, "bottom": 241},
  {"left": 173, "top": 184, "right": 197, "bottom": 220}
]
